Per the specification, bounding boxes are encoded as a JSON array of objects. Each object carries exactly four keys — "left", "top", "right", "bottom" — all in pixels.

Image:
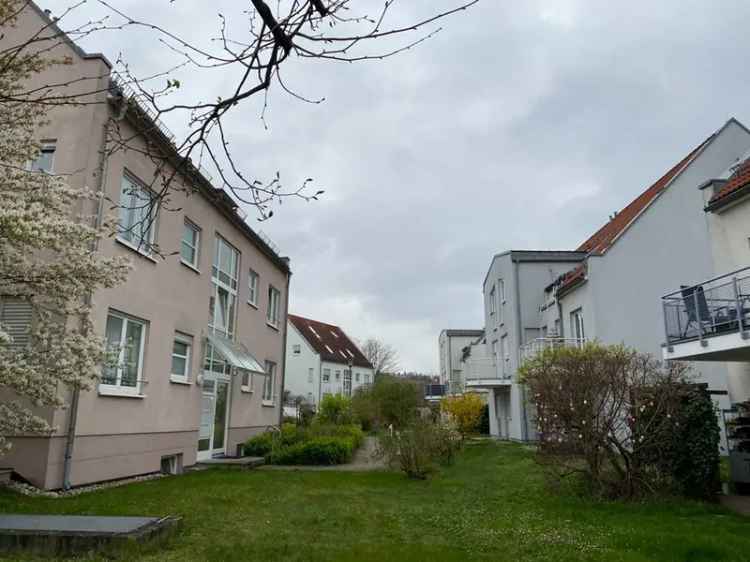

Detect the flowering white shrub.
[{"left": 0, "top": 0, "right": 130, "bottom": 454}]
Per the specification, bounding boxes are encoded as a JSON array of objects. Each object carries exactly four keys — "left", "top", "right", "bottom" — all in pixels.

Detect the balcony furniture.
[{"left": 680, "top": 285, "right": 712, "bottom": 338}]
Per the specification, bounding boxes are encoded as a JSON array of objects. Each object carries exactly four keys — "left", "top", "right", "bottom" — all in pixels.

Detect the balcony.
[
  {"left": 465, "top": 356, "right": 509, "bottom": 387},
  {"left": 519, "top": 338, "right": 586, "bottom": 364},
  {"left": 662, "top": 266, "right": 750, "bottom": 362}
]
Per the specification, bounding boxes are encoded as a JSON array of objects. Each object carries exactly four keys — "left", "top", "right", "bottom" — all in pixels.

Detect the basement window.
[{"left": 160, "top": 454, "right": 183, "bottom": 475}]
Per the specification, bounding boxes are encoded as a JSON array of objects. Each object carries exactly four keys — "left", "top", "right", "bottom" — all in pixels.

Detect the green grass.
[{"left": 0, "top": 441, "right": 749, "bottom": 561}]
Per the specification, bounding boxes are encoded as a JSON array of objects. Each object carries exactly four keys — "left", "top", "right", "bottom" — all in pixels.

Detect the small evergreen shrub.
[
  {"left": 266, "top": 437, "right": 355, "bottom": 465},
  {"left": 244, "top": 432, "right": 274, "bottom": 456}
]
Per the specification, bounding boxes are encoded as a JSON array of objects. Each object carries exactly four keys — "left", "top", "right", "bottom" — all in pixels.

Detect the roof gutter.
[{"left": 705, "top": 183, "right": 750, "bottom": 213}]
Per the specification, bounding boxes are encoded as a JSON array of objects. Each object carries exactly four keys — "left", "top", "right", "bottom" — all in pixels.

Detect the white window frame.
[
  {"left": 206, "top": 235, "right": 240, "bottom": 376},
  {"left": 100, "top": 311, "right": 147, "bottom": 397},
  {"left": 248, "top": 269, "right": 259, "bottom": 307},
  {"left": 267, "top": 285, "right": 281, "bottom": 329},
  {"left": 308, "top": 367, "right": 314, "bottom": 383},
  {"left": 571, "top": 309, "right": 585, "bottom": 343},
  {"left": 498, "top": 278, "right": 506, "bottom": 324},
  {"left": 29, "top": 141, "right": 56, "bottom": 173},
  {"left": 262, "top": 360, "right": 276, "bottom": 405},
  {"left": 241, "top": 370, "right": 254, "bottom": 393},
  {"left": 292, "top": 344, "right": 301, "bottom": 355},
  {"left": 500, "top": 335, "right": 509, "bottom": 375},
  {"left": 170, "top": 333, "right": 192, "bottom": 384},
  {"left": 322, "top": 368, "right": 331, "bottom": 382},
  {"left": 180, "top": 219, "right": 201, "bottom": 270},
  {"left": 489, "top": 285, "right": 497, "bottom": 315},
  {"left": 117, "top": 172, "right": 158, "bottom": 256}
]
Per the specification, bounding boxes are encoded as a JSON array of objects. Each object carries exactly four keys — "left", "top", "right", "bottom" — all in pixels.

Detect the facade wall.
[
  {"left": 705, "top": 194, "right": 750, "bottom": 402},
  {"left": 285, "top": 322, "right": 321, "bottom": 404},
  {"left": 439, "top": 331, "right": 482, "bottom": 392},
  {"left": 2, "top": 6, "right": 289, "bottom": 488}
]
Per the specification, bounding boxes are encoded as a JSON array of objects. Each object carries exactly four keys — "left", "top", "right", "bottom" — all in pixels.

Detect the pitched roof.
[
  {"left": 288, "top": 314, "right": 373, "bottom": 369},
  {"left": 557, "top": 263, "right": 587, "bottom": 295},
  {"left": 576, "top": 135, "right": 714, "bottom": 255},
  {"left": 707, "top": 158, "right": 750, "bottom": 210}
]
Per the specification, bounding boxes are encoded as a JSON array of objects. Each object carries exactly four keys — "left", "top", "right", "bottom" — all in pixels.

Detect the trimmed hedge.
[
  {"left": 265, "top": 436, "right": 355, "bottom": 465},
  {"left": 244, "top": 423, "right": 364, "bottom": 465}
]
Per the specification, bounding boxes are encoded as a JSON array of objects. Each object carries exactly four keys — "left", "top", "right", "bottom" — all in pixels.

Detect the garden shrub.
[
  {"left": 377, "top": 418, "right": 461, "bottom": 479},
  {"left": 244, "top": 431, "right": 275, "bottom": 456},
  {"left": 370, "top": 375, "right": 420, "bottom": 428},
  {"left": 266, "top": 436, "right": 355, "bottom": 465},
  {"left": 318, "top": 394, "right": 355, "bottom": 425},
  {"left": 249, "top": 423, "right": 364, "bottom": 465},
  {"left": 441, "top": 393, "right": 484, "bottom": 439},
  {"left": 520, "top": 342, "right": 720, "bottom": 500},
  {"left": 352, "top": 385, "right": 378, "bottom": 431}
]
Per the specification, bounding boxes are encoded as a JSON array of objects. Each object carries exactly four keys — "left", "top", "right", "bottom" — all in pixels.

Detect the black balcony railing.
[
  {"left": 424, "top": 384, "right": 446, "bottom": 398},
  {"left": 662, "top": 266, "right": 750, "bottom": 345}
]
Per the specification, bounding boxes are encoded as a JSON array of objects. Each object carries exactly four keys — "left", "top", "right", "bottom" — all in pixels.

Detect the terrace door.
[{"left": 197, "top": 376, "right": 230, "bottom": 460}]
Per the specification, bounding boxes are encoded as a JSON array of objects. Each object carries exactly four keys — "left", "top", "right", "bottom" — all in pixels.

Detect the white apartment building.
[
  {"left": 438, "top": 329, "right": 484, "bottom": 394},
  {"left": 285, "top": 315, "right": 374, "bottom": 407},
  {"left": 469, "top": 118, "right": 750, "bottom": 441}
]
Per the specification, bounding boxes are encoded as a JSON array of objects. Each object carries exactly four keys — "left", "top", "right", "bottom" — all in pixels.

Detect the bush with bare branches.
[{"left": 519, "top": 343, "right": 720, "bottom": 500}]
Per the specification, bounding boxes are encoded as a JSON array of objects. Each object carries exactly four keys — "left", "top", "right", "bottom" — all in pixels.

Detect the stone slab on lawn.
[{"left": 0, "top": 514, "right": 180, "bottom": 557}]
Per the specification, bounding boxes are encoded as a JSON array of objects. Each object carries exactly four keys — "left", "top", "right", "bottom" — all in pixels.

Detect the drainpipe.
[
  {"left": 278, "top": 263, "right": 291, "bottom": 428},
  {"left": 63, "top": 90, "right": 115, "bottom": 490}
]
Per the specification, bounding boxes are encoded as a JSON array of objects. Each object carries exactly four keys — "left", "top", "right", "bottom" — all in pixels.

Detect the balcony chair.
[{"left": 680, "top": 285, "right": 713, "bottom": 338}]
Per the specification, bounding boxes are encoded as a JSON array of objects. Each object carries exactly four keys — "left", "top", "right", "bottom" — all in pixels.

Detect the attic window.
[
  {"left": 339, "top": 350, "right": 348, "bottom": 359},
  {"left": 330, "top": 330, "right": 339, "bottom": 338},
  {"left": 308, "top": 325, "right": 321, "bottom": 340},
  {"left": 346, "top": 349, "right": 354, "bottom": 358},
  {"left": 325, "top": 344, "right": 334, "bottom": 354}
]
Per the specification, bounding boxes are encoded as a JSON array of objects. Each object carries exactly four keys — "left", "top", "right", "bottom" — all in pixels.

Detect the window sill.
[
  {"left": 262, "top": 401, "right": 275, "bottom": 407},
  {"left": 98, "top": 386, "right": 146, "bottom": 398},
  {"left": 169, "top": 376, "right": 192, "bottom": 386},
  {"left": 247, "top": 301, "right": 258, "bottom": 310},
  {"left": 115, "top": 237, "right": 158, "bottom": 263},
  {"left": 180, "top": 260, "right": 201, "bottom": 275},
  {"left": 240, "top": 386, "right": 253, "bottom": 394},
  {"left": 266, "top": 321, "right": 280, "bottom": 332}
]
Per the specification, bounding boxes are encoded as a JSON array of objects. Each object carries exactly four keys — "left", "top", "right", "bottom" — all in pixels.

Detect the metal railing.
[
  {"left": 424, "top": 384, "right": 447, "bottom": 398},
  {"left": 520, "top": 338, "right": 586, "bottom": 364},
  {"left": 662, "top": 266, "right": 750, "bottom": 345}
]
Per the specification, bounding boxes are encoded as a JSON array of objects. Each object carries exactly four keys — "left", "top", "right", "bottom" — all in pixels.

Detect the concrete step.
[{"left": 195, "top": 456, "right": 265, "bottom": 469}]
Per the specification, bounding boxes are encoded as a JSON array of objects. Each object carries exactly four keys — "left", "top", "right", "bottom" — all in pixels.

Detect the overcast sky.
[{"left": 57, "top": 0, "right": 750, "bottom": 373}]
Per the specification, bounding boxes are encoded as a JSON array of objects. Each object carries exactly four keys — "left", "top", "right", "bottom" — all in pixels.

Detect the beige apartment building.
[{"left": 1, "top": 3, "right": 290, "bottom": 489}]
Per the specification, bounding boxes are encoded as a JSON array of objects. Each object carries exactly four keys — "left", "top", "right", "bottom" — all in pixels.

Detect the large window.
[
  {"left": 267, "top": 286, "right": 281, "bottom": 328},
  {"left": 206, "top": 236, "right": 240, "bottom": 375},
  {"left": 118, "top": 173, "right": 157, "bottom": 253},
  {"left": 489, "top": 285, "right": 497, "bottom": 315},
  {"left": 180, "top": 220, "right": 200, "bottom": 269},
  {"left": 571, "top": 309, "right": 585, "bottom": 342},
  {"left": 500, "top": 335, "right": 509, "bottom": 375},
  {"left": 498, "top": 278, "right": 506, "bottom": 324},
  {"left": 343, "top": 370, "right": 352, "bottom": 397},
  {"left": 322, "top": 368, "right": 331, "bottom": 382},
  {"left": 262, "top": 360, "right": 276, "bottom": 404},
  {"left": 102, "top": 311, "right": 146, "bottom": 395},
  {"left": 170, "top": 334, "right": 192, "bottom": 383},
  {"left": 29, "top": 142, "right": 55, "bottom": 173},
  {"left": 248, "top": 269, "right": 259, "bottom": 306}
]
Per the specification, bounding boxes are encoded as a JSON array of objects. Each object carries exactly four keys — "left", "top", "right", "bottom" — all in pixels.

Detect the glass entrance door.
[{"left": 197, "top": 375, "right": 231, "bottom": 460}]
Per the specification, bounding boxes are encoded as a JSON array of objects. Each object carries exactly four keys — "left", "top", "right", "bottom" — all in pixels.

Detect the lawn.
[{"left": 0, "top": 441, "right": 749, "bottom": 561}]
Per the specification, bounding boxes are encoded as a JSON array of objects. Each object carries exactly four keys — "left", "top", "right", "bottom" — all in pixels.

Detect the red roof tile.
[
  {"left": 558, "top": 263, "right": 586, "bottom": 294},
  {"left": 288, "top": 314, "right": 373, "bottom": 369},
  {"left": 709, "top": 158, "right": 750, "bottom": 208},
  {"left": 576, "top": 136, "right": 713, "bottom": 255}
]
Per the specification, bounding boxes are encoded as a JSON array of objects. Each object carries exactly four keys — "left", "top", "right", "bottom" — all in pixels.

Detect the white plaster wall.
[{"left": 284, "top": 323, "right": 320, "bottom": 405}]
